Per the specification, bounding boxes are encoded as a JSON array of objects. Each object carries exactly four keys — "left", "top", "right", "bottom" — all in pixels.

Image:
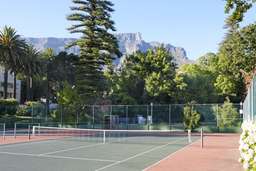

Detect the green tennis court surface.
[{"left": 0, "top": 132, "right": 199, "bottom": 171}]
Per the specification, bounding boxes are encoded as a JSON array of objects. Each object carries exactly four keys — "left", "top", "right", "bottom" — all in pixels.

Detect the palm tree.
[
  {"left": 41, "top": 48, "right": 54, "bottom": 115},
  {"left": 22, "top": 45, "right": 42, "bottom": 101},
  {"left": 0, "top": 26, "right": 27, "bottom": 99}
]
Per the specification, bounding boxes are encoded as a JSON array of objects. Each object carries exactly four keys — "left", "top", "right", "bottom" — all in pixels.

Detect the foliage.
[
  {"left": 224, "top": 0, "right": 255, "bottom": 28},
  {"left": 176, "top": 54, "right": 221, "bottom": 103},
  {"left": 0, "top": 98, "right": 19, "bottom": 115},
  {"left": 54, "top": 82, "right": 82, "bottom": 123},
  {"left": 107, "top": 46, "right": 177, "bottom": 104},
  {"left": 217, "top": 98, "right": 239, "bottom": 128},
  {"left": 0, "top": 99, "right": 19, "bottom": 105},
  {"left": 22, "top": 45, "right": 42, "bottom": 101},
  {"left": 67, "top": 0, "right": 121, "bottom": 103},
  {"left": 57, "top": 82, "right": 79, "bottom": 106},
  {"left": 15, "top": 101, "right": 45, "bottom": 118},
  {"left": 214, "top": 24, "right": 256, "bottom": 101},
  {"left": 183, "top": 102, "right": 201, "bottom": 130},
  {"left": 0, "top": 26, "right": 28, "bottom": 99},
  {"left": 239, "top": 121, "right": 256, "bottom": 170}
]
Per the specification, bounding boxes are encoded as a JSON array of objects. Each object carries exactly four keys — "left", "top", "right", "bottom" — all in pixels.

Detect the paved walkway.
[{"left": 146, "top": 134, "right": 243, "bottom": 171}]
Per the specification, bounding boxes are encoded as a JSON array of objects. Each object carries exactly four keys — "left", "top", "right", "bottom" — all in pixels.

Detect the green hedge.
[{"left": 0, "top": 98, "right": 19, "bottom": 116}]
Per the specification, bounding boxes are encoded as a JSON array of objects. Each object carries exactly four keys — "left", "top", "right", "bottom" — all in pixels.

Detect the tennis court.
[{"left": 0, "top": 127, "right": 200, "bottom": 171}]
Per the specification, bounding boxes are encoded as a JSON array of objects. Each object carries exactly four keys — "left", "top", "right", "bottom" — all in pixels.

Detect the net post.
[
  {"left": 3, "top": 123, "right": 5, "bottom": 140},
  {"left": 188, "top": 129, "right": 191, "bottom": 143},
  {"left": 28, "top": 125, "right": 31, "bottom": 140},
  {"left": 14, "top": 122, "right": 16, "bottom": 139},
  {"left": 201, "top": 127, "right": 204, "bottom": 148},
  {"left": 103, "top": 130, "right": 106, "bottom": 144},
  {"left": 32, "top": 126, "right": 36, "bottom": 136}
]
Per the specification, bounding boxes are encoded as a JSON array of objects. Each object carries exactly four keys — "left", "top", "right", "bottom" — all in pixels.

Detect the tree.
[
  {"left": 217, "top": 97, "right": 239, "bottom": 128},
  {"left": 41, "top": 48, "right": 55, "bottom": 114},
  {"left": 214, "top": 24, "right": 256, "bottom": 101},
  {"left": 183, "top": 102, "right": 201, "bottom": 131},
  {"left": 176, "top": 54, "right": 221, "bottom": 103},
  {"left": 22, "top": 45, "right": 42, "bottom": 101},
  {"left": 107, "top": 46, "right": 177, "bottom": 104},
  {"left": 104, "top": 64, "right": 141, "bottom": 104},
  {"left": 67, "top": 0, "right": 121, "bottom": 104},
  {"left": 224, "top": 0, "right": 255, "bottom": 28},
  {"left": 0, "top": 26, "right": 27, "bottom": 99}
]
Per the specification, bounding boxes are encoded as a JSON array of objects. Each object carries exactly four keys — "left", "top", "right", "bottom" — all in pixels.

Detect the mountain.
[{"left": 25, "top": 33, "right": 193, "bottom": 66}]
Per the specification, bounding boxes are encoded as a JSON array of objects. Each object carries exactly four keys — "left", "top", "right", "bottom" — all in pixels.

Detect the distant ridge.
[{"left": 25, "top": 33, "right": 193, "bottom": 66}]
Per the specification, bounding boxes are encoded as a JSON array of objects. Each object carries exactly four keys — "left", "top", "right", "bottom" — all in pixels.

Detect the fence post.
[
  {"left": 60, "top": 104, "right": 63, "bottom": 127},
  {"left": 126, "top": 105, "right": 128, "bottom": 130},
  {"left": 169, "top": 104, "right": 172, "bottom": 130},
  {"left": 110, "top": 105, "right": 112, "bottom": 129},
  {"left": 14, "top": 123, "right": 16, "bottom": 139},
  {"left": 201, "top": 127, "right": 204, "bottom": 148},
  {"left": 32, "top": 104, "right": 34, "bottom": 123},
  {"left": 150, "top": 103, "right": 153, "bottom": 130},
  {"left": 216, "top": 104, "right": 219, "bottom": 132},
  {"left": 76, "top": 110, "right": 79, "bottom": 128},
  {"left": 92, "top": 105, "right": 95, "bottom": 129},
  {"left": 3, "top": 123, "right": 5, "bottom": 140}
]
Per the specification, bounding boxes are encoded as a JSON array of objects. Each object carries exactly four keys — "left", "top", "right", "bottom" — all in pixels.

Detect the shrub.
[
  {"left": 183, "top": 102, "right": 201, "bottom": 131},
  {"left": 217, "top": 97, "right": 239, "bottom": 128},
  {"left": 16, "top": 101, "right": 45, "bottom": 117},
  {"left": 0, "top": 98, "right": 19, "bottom": 115},
  {"left": 239, "top": 121, "right": 256, "bottom": 170}
]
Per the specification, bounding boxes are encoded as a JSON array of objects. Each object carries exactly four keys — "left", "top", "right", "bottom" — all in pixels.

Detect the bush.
[
  {"left": 217, "top": 98, "right": 239, "bottom": 128},
  {"left": 0, "top": 98, "right": 19, "bottom": 116},
  {"left": 183, "top": 102, "right": 200, "bottom": 131},
  {"left": 239, "top": 121, "right": 256, "bottom": 170},
  {"left": 16, "top": 101, "right": 45, "bottom": 117}
]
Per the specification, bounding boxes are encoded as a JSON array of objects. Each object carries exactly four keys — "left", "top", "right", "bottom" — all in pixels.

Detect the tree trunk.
[
  {"left": 13, "top": 72, "right": 16, "bottom": 99},
  {"left": 3, "top": 68, "right": 8, "bottom": 99},
  {"left": 26, "top": 77, "right": 30, "bottom": 101},
  {"left": 29, "top": 77, "right": 33, "bottom": 100},
  {"left": 46, "top": 79, "right": 50, "bottom": 117}
]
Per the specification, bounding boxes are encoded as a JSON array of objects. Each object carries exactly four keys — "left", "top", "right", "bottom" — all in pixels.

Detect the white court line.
[
  {"left": 0, "top": 139, "right": 58, "bottom": 148},
  {"left": 95, "top": 138, "right": 188, "bottom": 171},
  {"left": 42, "top": 154, "right": 117, "bottom": 162},
  {"left": 0, "top": 151, "right": 37, "bottom": 157},
  {"left": 142, "top": 137, "right": 202, "bottom": 171},
  {"left": 38, "top": 143, "right": 104, "bottom": 156},
  {"left": 0, "top": 151, "right": 117, "bottom": 163}
]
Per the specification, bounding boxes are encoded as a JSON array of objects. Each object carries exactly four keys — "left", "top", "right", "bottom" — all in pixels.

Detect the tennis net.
[{"left": 32, "top": 126, "right": 200, "bottom": 145}]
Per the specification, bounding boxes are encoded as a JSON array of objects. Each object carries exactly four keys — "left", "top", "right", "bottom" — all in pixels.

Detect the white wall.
[{"left": 0, "top": 67, "right": 21, "bottom": 102}]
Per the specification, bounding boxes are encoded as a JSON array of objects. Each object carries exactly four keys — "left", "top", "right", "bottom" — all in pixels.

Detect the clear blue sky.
[{"left": 0, "top": 0, "right": 255, "bottom": 59}]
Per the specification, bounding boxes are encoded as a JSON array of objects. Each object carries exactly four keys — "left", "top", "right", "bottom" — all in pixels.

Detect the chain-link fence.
[
  {"left": 243, "top": 75, "right": 256, "bottom": 122},
  {"left": 0, "top": 103, "right": 241, "bottom": 133}
]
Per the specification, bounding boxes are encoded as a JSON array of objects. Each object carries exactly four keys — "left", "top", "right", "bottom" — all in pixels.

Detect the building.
[{"left": 0, "top": 68, "right": 21, "bottom": 102}]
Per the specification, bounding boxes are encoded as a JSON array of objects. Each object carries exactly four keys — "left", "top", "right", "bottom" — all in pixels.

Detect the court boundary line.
[
  {"left": 95, "top": 138, "right": 188, "bottom": 171},
  {"left": 38, "top": 143, "right": 104, "bottom": 156},
  {"left": 142, "top": 137, "right": 202, "bottom": 171},
  {"left": 0, "top": 139, "right": 59, "bottom": 148},
  {"left": 0, "top": 151, "right": 117, "bottom": 163}
]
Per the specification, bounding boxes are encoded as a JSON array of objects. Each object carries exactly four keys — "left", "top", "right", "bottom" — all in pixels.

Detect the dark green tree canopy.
[
  {"left": 67, "top": 0, "right": 121, "bottom": 103},
  {"left": 106, "top": 46, "right": 177, "bottom": 104}
]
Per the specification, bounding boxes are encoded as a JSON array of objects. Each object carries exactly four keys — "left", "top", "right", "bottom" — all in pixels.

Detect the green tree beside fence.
[
  {"left": 183, "top": 102, "right": 201, "bottom": 131},
  {"left": 217, "top": 98, "right": 239, "bottom": 128}
]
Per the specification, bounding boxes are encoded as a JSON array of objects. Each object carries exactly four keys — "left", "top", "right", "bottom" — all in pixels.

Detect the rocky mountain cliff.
[{"left": 25, "top": 33, "right": 192, "bottom": 65}]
